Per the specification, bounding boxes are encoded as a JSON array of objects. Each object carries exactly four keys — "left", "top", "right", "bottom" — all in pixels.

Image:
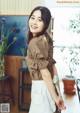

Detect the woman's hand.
[{"left": 56, "top": 97, "right": 66, "bottom": 110}]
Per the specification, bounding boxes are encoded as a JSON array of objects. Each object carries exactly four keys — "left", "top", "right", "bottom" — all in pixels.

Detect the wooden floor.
[{"left": 10, "top": 105, "right": 27, "bottom": 113}]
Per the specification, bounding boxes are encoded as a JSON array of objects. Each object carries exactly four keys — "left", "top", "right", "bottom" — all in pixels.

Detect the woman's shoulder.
[
  {"left": 28, "top": 35, "right": 47, "bottom": 47},
  {"left": 28, "top": 35, "right": 48, "bottom": 57}
]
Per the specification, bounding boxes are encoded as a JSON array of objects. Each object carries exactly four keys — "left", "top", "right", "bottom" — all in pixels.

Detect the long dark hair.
[{"left": 27, "top": 6, "right": 51, "bottom": 44}]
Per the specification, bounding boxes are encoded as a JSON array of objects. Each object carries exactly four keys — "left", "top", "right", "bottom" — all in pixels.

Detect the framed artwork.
[{"left": 0, "top": 15, "right": 29, "bottom": 56}]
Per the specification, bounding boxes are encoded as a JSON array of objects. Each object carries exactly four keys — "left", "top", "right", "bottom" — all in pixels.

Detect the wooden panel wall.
[{"left": 3, "top": 56, "right": 31, "bottom": 105}]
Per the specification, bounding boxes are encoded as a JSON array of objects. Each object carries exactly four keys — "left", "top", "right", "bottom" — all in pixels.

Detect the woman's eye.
[
  {"left": 38, "top": 19, "right": 42, "bottom": 22},
  {"left": 31, "top": 16, "right": 34, "bottom": 20},
  {"left": 30, "top": 16, "right": 42, "bottom": 22}
]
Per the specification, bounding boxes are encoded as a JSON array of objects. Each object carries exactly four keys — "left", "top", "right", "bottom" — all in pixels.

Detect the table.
[
  {"left": 0, "top": 75, "right": 15, "bottom": 104},
  {"left": 18, "top": 67, "right": 31, "bottom": 111}
]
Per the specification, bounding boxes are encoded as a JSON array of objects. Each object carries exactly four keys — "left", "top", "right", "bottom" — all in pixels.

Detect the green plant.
[
  {"left": 61, "top": 13, "right": 80, "bottom": 79},
  {"left": 60, "top": 44, "right": 80, "bottom": 78},
  {"left": 0, "top": 17, "right": 20, "bottom": 61},
  {"left": 69, "top": 13, "right": 80, "bottom": 34}
]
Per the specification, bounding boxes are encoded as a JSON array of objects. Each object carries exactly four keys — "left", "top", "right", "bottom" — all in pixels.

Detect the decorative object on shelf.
[
  {"left": 22, "top": 57, "right": 27, "bottom": 68},
  {"left": 21, "top": 47, "right": 27, "bottom": 68},
  {"left": 0, "top": 17, "right": 20, "bottom": 77}
]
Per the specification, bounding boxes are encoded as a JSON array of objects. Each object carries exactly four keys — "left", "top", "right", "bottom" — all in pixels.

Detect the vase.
[
  {"left": 0, "top": 59, "right": 5, "bottom": 77},
  {"left": 22, "top": 57, "right": 27, "bottom": 68}
]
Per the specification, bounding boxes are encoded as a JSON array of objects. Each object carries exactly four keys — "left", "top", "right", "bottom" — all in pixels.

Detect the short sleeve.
[{"left": 28, "top": 37, "right": 49, "bottom": 70}]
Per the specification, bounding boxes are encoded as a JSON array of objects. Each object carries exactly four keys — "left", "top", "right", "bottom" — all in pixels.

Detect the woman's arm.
[
  {"left": 40, "top": 68, "right": 66, "bottom": 110},
  {"left": 40, "top": 68, "right": 58, "bottom": 102}
]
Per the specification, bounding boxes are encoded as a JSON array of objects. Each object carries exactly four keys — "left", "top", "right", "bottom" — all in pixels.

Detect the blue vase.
[{"left": 22, "top": 57, "right": 27, "bottom": 68}]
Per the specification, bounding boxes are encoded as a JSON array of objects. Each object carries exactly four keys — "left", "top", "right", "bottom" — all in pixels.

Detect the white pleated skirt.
[{"left": 29, "top": 80, "right": 56, "bottom": 113}]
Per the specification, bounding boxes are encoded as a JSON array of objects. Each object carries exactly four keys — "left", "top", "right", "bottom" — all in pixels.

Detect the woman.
[{"left": 26, "top": 6, "right": 66, "bottom": 113}]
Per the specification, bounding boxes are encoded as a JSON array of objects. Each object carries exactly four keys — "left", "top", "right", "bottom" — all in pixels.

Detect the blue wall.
[{"left": 0, "top": 15, "right": 29, "bottom": 56}]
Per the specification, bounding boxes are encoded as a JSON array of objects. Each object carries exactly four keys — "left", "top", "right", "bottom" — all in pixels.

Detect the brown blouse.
[{"left": 26, "top": 34, "right": 53, "bottom": 80}]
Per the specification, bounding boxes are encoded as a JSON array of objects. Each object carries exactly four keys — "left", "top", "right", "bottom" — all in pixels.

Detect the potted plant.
[
  {"left": 0, "top": 17, "right": 20, "bottom": 77},
  {"left": 60, "top": 13, "right": 80, "bottom": 94},
  {"left": 60, "top": 44, "right": 80, "bottom": 94}
]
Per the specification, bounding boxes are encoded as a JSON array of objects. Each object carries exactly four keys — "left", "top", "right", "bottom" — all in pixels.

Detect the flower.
[{"left": 0, "top": 17, "right": 20, "bottom": 60}]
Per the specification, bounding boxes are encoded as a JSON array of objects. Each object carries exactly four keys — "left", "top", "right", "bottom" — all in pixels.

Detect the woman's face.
[{"left": 29, "top": 10, "right": 44, "bottom": 36}]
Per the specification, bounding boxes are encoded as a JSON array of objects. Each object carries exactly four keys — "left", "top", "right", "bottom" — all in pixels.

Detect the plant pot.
[{"left": 62, "top": 78, "right": 76, "bottom": 94}]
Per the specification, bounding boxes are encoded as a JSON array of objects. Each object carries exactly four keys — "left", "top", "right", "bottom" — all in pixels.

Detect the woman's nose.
[{"left": 33, "top": 19, "right": 37, "bottom": 24}]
